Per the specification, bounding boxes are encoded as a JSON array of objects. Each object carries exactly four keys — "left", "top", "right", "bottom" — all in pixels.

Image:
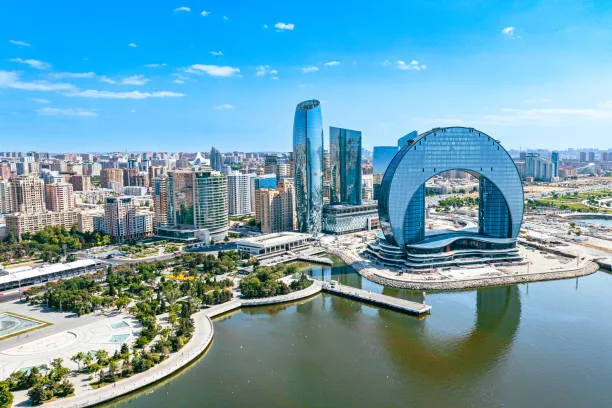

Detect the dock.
[{"left": 321, "top": 282, "right": 431, "bottom": 315}]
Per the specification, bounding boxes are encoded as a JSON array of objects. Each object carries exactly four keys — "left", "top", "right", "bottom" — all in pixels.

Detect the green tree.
[
  {"left": 27, "top": 383, "right": 50, "bottom": 405},
  {"left": 0, "top": 381, "right": 13, "bottom": 408}
]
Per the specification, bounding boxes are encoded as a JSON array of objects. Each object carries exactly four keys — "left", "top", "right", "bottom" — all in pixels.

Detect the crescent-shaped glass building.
[
  {"left": 368, "top": 127, "right": 524, "bottom": 269},
  {"left": 293, "top": 99, "right": 324, "bottom": 235}
]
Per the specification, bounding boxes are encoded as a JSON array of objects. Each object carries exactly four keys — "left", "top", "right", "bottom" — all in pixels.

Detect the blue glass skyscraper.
[
  {"left": 329, "top": 126, "right": 362, "bottom": 205},
  {"left": 293, "top": 99, "right": 324, "bottom": 235}
]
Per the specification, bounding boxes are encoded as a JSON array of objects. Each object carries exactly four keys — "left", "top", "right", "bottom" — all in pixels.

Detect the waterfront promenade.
[{"left": 42, "top": 280, "right": 324, "bottom": 408}]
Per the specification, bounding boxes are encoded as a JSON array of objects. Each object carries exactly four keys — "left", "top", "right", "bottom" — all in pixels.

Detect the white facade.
[{"left": 227, "top": 173, "right": 253, "bottom": 217}]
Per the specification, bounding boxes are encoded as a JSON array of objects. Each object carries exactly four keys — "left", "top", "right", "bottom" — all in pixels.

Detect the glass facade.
[
  {"left": 293, "top": 99, "right": 324, "bottom": 235},
  {"left": 379, "top": 127, "right": 523, "bottom": 249},
  {"left": 166, "top": 170, "right": 228, "bottom": 240},
  {"left": 329, "top": 126, "right": 362, "bottom": 205},
  {"left": 255, "top": 174, "right": 277, "bottom": 189},
  {"left": 372, "top": 146, "right": 398, "bottom": 200}
]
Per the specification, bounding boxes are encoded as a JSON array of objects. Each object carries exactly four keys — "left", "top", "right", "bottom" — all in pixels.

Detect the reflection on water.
[{"left": 107, "top": 262, "right": 612, "bottom": 408}]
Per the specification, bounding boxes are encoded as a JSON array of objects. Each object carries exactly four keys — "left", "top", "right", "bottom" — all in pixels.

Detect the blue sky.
[{"left": 1, "top": 0, "right": 612, "bottom": 152}]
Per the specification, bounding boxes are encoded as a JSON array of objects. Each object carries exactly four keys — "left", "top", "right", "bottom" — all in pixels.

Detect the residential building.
[
  {"left": 45, "top": 183, "right": 75, "bottom": 212},
  {"left": 100, "top": 168, "right": 124, "bottom": 189},
  {"left": 9, "top": 176, "right": 45, "bottom": 214},
  {"left": 227, "top": 173, "right": 253, "bottom": 217},
  {"left": 6, "top": 211, "right": 79, "bottom": 240},
  {"left": 96, "top": 197, "right": 153, "bottom": 240},
  {"left": 70, "top": 174, "right": 91, "bottom": 192},
  {"left": 255, "top": 180, "right": 296, "bottom": 233}
]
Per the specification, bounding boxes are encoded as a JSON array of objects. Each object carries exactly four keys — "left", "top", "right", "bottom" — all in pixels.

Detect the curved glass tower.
[{"left": 293, "top": 99, "right": 324, "bottom": 235}]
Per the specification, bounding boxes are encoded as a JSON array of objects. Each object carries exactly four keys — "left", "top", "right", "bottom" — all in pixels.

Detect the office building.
[
  {"left": 322, "top": 201, "right": 379, "bottom": 234},
  {"left": 293, "top": 99, "right": 324, "bottom": 235},
  {"left": 524, "top": 153, "right": 553, "bottom": 181},
  {"left": 210, "top": 147, "right": 224, "bottom": 172},
  {"left": 329, "top": 126, "right": 362, "bottom": 205},
  {"left": 371, "top": 127, "right": 523, "bottom": 269},
  {"left": 551, "top": 151, "right": 559, "bottom": 178},
  {"left": 254, "top": 174, "right": 277, "bottom": 190},
  {"left": 373, "top": 146, "right": 398, "bottom": 200}
]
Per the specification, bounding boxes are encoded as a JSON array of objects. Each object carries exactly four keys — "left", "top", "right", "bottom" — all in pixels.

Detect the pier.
[{"left": 321, "top": 281, "right": 431, "bottom": 316}]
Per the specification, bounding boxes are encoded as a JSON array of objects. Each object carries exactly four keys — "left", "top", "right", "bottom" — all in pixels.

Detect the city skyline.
[{"left": 2, "top": 1, "right": 612, "bottom": 151}]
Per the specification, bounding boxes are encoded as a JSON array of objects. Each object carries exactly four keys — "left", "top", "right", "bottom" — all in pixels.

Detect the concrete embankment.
[{"left": 324, "top": 246, "right": 600, "bottom": 291}]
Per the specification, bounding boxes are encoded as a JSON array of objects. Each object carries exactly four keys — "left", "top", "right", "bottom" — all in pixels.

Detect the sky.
[{"left": 1, "top": 0, "right": 612, "bottom": 152}]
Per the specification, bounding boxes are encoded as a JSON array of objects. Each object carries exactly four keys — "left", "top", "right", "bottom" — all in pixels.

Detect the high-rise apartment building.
[
  {"left": 152, "top": 175, "right": 169, "bottom": 230},
  {"left": 329, "top": 126, "right": 362, "bottom": 205},
  {"left": 45, "top": 183, "right": 75, "bottom": 212},
  {"left": 255, "top": 180, "right": 296, "bottom": 233},
  {"left": 227, "top": 173, "right": 253, "bottom": 217},
  {"left": 293, "top": 99, "right": 324, "bottom": 235},
  {"left": 69, "top": 174, "right": 91, "bottom": 192},
  {"left": 0, "top": 180, "right": 13, "bottom": 214},
  {"left": 165, "top": 170, "right": 229, "bottom": 240},
  {"left": 100, "top": 168, "right": 124, "bottom": 189},
  {"left": 97, "top": 197, "right": 152, "bottom": 241},
  {"left": 10, "top": 176, "right": 45, "bottom": 214}
]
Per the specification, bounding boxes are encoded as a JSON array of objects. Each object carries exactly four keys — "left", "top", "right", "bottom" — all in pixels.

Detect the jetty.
[{"left": 321, "top": 281, "right": 431, "bottom": 316}]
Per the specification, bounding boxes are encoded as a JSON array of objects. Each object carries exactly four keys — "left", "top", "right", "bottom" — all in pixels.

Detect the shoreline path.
[{"left": 44, "top": 280, "right": 323, "bottom": 408}]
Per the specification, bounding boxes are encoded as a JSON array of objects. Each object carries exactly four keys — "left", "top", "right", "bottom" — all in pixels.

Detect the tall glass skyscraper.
[
  {"left": 293, "top": 99, "right": 324, "bottom": 235},
  {"left": 329, "top": 126, "right": 362, "bottom": 205},
  {"left": 372, "top": 146, "right": 398, "bottom": 200}
]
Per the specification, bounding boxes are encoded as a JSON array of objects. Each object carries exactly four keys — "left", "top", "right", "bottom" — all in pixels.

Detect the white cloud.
[
  {"left": 274, "top": 22, "right": 294, "bottom": 31},
  {"left": 324, "top": 61, "right": 340, "bottom": 67},
  {"left": 100, "top": 75, "right": 149, "bottom": 86},
  {"left": 144, "top": 63, "right": 167, "bottom": 68},
  {"left": 38, "top": 107, "right": 97, "bottom": 117},
  {"left": 128, "top": 43, "right": 137, "bottom": 48},
  {"left": 396, "top": 60, "right": 426, "bottom": 71},
  {"left": 31, "top": 98, "right": 50, "bottom": 104},
  {"left": 171, "top": 73, "right": 188, "bottom": 84},
  {"left": 501, "top": 26, "right": 518, "bottom": 39},
  {"left": 186, "top": 64, "right": 240, "bottom": 77},
  {"left": 214, "top": 104, "right": 234, "bottom": 110},
  {"left": 65, "top": 90, "right": 185, "bottom": 99},
  {"left": 381, "top": 60, "right": 392, "bottom": 66},
  {"left": 256, "top": 65, "right": 278, "bottom": 77},
  {"left": 201, "top": 10, "right": 211, "bottom": 16},
  {"left": 263, "top": 24, "right": 269, "bottom": 29},
  {"left": 174, "top": 6, "right": 191, "bottom": 13},
  {"left": 302, "top": 66, "right": 319, "bottom": 74},
  {"left": 210, "top": 50, "right": 224, "bottom": 56},
  {"left": 223, "top": 16, "right": 229, "bottom": 21},
  {"left": 0, "top": 70, "right": 76, "bottom": 91},
  {"left": 130, "top": 109, "right": 136, "bottom": 113},
  {"left": 10, "top": 58, "right": 51, "bottom": 70},
  {"left": 49, "top": 72, "right": 95, "bottom": 79},
  {"left": 9, "top": 40, "right": 31, "bottom": 47}
]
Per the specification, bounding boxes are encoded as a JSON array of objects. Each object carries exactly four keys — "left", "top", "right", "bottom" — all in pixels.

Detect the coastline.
[
  {"left": 42, "top": 280, "right": 323, "bottom": 408},
  {"left": 324, "top": 245, "right": 601, "bottom": 290}
]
